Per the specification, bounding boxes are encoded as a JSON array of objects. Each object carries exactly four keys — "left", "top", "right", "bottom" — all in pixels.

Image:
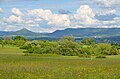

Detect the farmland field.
[{"left": 0, "top": 45, "right": 120, "bottom": 79}]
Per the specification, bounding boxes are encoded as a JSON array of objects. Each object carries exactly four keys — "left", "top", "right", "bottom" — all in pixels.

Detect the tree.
[
  {"left": 0, "top": 38, "right": 2, "bottom": 47},
  {"left": 91, "top": 43, "right": 119, "bottom": 55},
  {"left": 0, "top": 38, "right": 4, "bottom": 48},
  {"left": 60, "top": 35, "right": 75, "bottom": 42},
  {"left": 0, "top": 38, "right": 2, "bottom": 43},
  {"left": 13, "top": 36, "right": 27, "bottom": 41},
  {"left": 81, "top": 38, "right": 95, "bottom": 45},
  {"left": 110, "top": 47, "right": 119, "bottom": 55},
  {"left": 13, "top": 36, "right": 27, "bottom": 46},
  {"left": 4, "top": 36, "right": 11, "bottom": 45},
  {"left": 58, "top": 36, "right": 79, "bottom": 56}
]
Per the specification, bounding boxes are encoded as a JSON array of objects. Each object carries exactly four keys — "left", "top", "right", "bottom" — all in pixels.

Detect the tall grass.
[{"left": 0, "top": 46, "right": 120, "bottom": 79}]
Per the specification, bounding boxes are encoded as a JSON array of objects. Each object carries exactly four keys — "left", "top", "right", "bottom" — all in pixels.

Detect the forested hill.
[
  {"left": 49, "top": 28, "right": 120, "bottom": 38},
  {"left": 1, "top": 28, "right": 120, "bottom": 39},
  {"left": 0, "top": 28, "right": 43, "bottom": 37}
]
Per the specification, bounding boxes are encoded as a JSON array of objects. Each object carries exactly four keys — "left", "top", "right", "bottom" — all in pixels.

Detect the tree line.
[{"left": 0, "top": 36, "right": 119, "bottom": 57}]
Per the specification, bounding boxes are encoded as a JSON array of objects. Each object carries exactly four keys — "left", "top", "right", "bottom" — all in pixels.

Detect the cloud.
[
  {"left": 3, "top": 15, "right": 23, "bottom": 24},
  {"left": 95, "top": 14, "right": 119, "bottom": 21},
  {"left": 96, "top": 9, "right": 116, "bottom": 15},
  {"left": 47, "top": 14, "right": 71, "bottom": 27},
  {"left": 93, "top": 0, "right": 120, "bottom": 7},
  {"left": 12, "top": 8, "right": 23, "bottom": 16},
  {"left": 72, "top": 5, "right": 96, "bottom": 26},
  {"left": 0, "top": 8, "right": 3, "bottom": 13},
  {"left": 27, "top": 9, "right": 71, "bottom": 27},
  {"left": 1, "top": 4, "right": 120, "bottom": 32},
  {"left": 1, "top": 8, "right": 71, "bottom": 32}
]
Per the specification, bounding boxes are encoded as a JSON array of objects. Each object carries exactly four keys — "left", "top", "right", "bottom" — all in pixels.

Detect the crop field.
[{"left": 0, "top": 45, "right": 120, "bottom": 79}]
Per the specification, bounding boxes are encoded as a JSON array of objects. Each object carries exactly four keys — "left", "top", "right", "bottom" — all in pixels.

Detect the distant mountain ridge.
[
  {"left": 11, "top": 28, "right": 39, "bottom": 36},
  {"left": 49, "top": 28, "right": 120, "bottom": 38},
  {"left": 0, "top": 28, "right": 43, "bottom": 38},
  {"left": 0, "top": 28, "right": 120, "bottom": 39}
]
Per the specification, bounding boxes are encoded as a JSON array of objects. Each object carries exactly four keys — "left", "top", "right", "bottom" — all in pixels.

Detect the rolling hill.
[
  {"left": 49, "top": 28, "right": 120, "bottom": 38},
  {"left": 0, "top": 28, "right": 120, "bottom": 42},
  {"left": 0, "top": 28, "right": 44, "bottom": 37}
]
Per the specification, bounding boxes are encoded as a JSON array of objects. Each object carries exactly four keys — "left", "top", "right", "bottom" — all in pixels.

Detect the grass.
[
  {"left": 0, "top": 45, "right": 23, "bottom": 55},
  {"left": 0, "top": 45, "right": 120, "bottom": 79}
]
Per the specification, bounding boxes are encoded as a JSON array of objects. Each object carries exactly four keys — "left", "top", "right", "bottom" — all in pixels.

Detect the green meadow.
[{"left": 0, "top": 45, "right": 120, "bottom": 79}]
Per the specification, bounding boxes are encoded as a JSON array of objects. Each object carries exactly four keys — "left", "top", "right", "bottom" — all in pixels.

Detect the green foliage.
[
  {"left": 4, "top": 36, "right": 12, "bottom": 45},
  {"left": 78, "top": 54, "right": 91, "bottom": 58},
  {"left": 79, "top": 46, "right": 92, "bottom": 55},
  {"left": 23, "top": 53, "right": 61, "bottom": 57},
  {"left": 94, "top": 43, "right": 119, "bottom": 55},
  {"left": 0, "top": 38, "right": 4, "bottom": 48},
  {"left": 110, "top": 47, "right": 119, "bottom": 55},
  {"left": 58, "top": 38, "right": 79, "bottom": 56},
  {"left": 81, "top": 38, "right": 95, "bottom": 45},
  {"left": 19, "top": 36, "right": 119, "bottom": 56},
  {"left": 0, "top": 38, "right": 2, "bottom": 43},
  {"left": 0, "top": 35, "right": 119, "bottom": 58},
  {"left": 0, "top": 37, "right": 10, "bottom": 48},
  {"left": 96, "top": 55, "right": 106, "bottom": 59},
  {"left": 12, "top": 36, "right": 27, "bottom": 46},
  {"left": 60, "top": 35, "right": 75, "bottom": 42},
  {"left": 20, "top": 36, "right": 81, "bottom": 56},
  {"left": 13, "top": 36, "right": 27, "bottom": 41}
]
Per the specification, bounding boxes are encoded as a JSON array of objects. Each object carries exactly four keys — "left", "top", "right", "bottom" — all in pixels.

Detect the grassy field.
[{"left": 0, "top": 45, "right": 120, "bottom": 79}]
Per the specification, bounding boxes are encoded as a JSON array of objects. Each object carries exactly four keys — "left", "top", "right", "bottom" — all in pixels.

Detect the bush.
[
  {"left": 23, "top": 53, "right": 61, "bottom": 57},
  {"left": 96, "top": 55, "right": 106, "bottom": 59},
  {"left": 17, "top": 36, "right": 119, "bottom": 56},
  {"left": 110, "top": 47, "right": 119, "bottom": 55},
  {"left": 23, "top": 51, "right": 29, "bottom": 53},
  {"left": 20, "top": 45, "right": 29, "bottom": 49},
  {"left": 78, "top": 54, "right": 91, "bottom": 58},
  {"left": 79, "top": 47, "right": 93, "bottom": 55}
]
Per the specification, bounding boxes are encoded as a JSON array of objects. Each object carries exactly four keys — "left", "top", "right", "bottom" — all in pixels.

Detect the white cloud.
[
  {"left": 96, "top": 9, "right": 116, "bottom": 15},
  {"left": 0, "top": 8, "right": 3, "bottom": 13},
  {"left": 1, "top": 4, "right": 120, "bottom": 32},
  {"left": 28, "top": 9, "right": 52, "bottom": 21},
  {"left": 28, "top": 9, "right": 71, "bottom": 27},
  {"left": 2, "top": 15, "right": 23, "bottom": 24},
  {"left": 72, "top": 5, "right": 96, "bottom": 27},
  {"left": 93, "top": 0, "right": 120, "bottom": 7},
  {"left": 12, "top": 8, "right": 23, "bottom": 16},
  {"left": 47, "top": 14, "right": 70, "bottom": 26}
]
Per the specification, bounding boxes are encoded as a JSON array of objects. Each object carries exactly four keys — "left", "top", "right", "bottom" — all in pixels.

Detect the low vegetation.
[
  {"left": 0, "top": 46, "right": 120, "bottom": 79},
  {"left": 0, "top": 36, "right": 120, "bottom": 58},
  {"left": 0, "top": 36, "right": 120, "bottom": 79}
]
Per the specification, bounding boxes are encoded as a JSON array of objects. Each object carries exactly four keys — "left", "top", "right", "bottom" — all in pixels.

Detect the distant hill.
[
  {"left": 0, "top": 28, "right": 44, "bottom": 38},
  {"left": 0, "top": 31, "right": 10, "bottom": 36},
  {"left": 49, "top": 28, "right": 120, "bottom": 38},
  {"left": 0, "top": 28, "right": 120, "bottom": 42},
  {"left": 11, "top": 28, "right": 40, "bottom": 36},
  {"left": 13, "top": 28, "right": 34, "bottom": 35}
]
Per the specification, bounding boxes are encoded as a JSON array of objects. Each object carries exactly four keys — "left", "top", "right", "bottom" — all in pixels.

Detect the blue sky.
[{"left": 0, "top": 0, "right": 120, "bottom": 32}]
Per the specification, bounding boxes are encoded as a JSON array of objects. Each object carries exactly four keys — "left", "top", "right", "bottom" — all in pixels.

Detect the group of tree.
[
  {"left": 0, "top": 36, "right": 27, "bottom": 47},
  {"left": 0, "top": 35, "right": 119, "bottom": 57},
  {"left": 19, "top": 36, "right": 120, "bottom": 56}
]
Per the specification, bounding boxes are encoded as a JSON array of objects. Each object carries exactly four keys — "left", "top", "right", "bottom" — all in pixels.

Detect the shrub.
[
  {"left": 23, "top": 51, "right": 29, "bottom": 53},
  {"left": 78, "top": 54, "right": 91, "bottom": 58},
  {"left": 96, "top": 55, "right": 106, "bottom": 59},
  {"left": 79, "top": 47, "right": 92, "bottom": 55},
  {"left": 23, "top": 53, "right": 61, "bottom": 57},
  {"left": 110, "top": 47, "right": 119, "bottom": 55}
]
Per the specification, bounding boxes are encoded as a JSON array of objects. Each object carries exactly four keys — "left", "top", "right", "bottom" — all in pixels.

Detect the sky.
[{"left": 0, "top": 0, "right": 120, "bottom": 33}]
